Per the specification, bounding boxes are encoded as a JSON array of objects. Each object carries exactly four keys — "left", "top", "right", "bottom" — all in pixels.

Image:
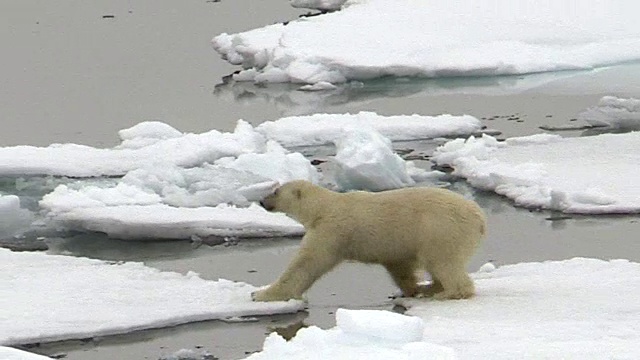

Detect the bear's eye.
[{"left": 274, "top": 188, "right": 280, "bottom": 195}]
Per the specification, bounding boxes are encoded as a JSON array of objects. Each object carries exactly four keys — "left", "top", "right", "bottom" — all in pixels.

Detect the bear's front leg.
[{"left": 252, "top": 240, "right": 340, "bottom": 302}]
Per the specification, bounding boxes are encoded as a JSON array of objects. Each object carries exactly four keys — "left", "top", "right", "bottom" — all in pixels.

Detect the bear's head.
[{"left": 259, "top": 180, "right": 306, "bottom": 213}]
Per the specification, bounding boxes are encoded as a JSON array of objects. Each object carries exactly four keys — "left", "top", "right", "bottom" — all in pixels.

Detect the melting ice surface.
[
  {"left": 244, "top": 258, "right": 640, "bottom": 359},
  {"left": 0, "top": 248, "right": 304, "bottom": 347},
  {"left": 213, "top": 0, "right": 640, "bottom": 84},
  {"left": 433, "top": 130, "right": 640, "bottom": 214},
  {"left": 0, "top": 112, "right": 477, "bottom": 240}
]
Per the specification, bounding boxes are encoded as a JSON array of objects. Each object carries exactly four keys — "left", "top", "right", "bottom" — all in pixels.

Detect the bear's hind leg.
[
  {"left": 429, "top": 263, "right": 475, "bottom": 300},
  {"left": 384, "top": 261, "right": 419, "bottom": 297}
]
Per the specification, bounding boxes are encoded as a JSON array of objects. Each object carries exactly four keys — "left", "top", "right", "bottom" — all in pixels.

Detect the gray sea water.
[{"left": 2, "top": 1, "right": 640, "bottom": 359}]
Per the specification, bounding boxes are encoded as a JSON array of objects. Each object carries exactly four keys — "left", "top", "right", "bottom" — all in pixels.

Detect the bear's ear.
[{"left": 294, "top": 188, "right": 302, "bottom": 199}]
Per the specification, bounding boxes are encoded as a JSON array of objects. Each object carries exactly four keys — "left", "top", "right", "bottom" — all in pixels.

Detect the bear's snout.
[{"left": 260, "top": 197, "right": 275, "bottom": 211}]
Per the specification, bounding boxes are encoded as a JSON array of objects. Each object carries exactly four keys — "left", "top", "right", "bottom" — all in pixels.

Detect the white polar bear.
[{"left": 253, "top": 180, "right": 486, "bottom": 302}]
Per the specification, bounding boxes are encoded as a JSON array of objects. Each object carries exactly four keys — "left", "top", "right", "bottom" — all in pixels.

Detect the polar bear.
[{"left": 253, "top": 180, "right": 486, "bottom": 302}]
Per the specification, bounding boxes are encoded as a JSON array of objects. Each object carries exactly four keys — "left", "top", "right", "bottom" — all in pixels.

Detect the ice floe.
[
  {"left": 433, "top": 132, "right": 640, "bottom": 213},
  {"left": 213, "top": 0, "right": 640, "bottom": 84},
  {"left": 0, "top": 113, "right": 478, "bottom": 240},
  {"left": 0, "top": 120, "right": 265, "bottom": 177},
  {"left": 0, "top": 347, "right": 51, "bottom": 360},
  {"left": 255, "top": 112, "right": 481, "bottom": 147},
  {"left": 245, "top": 258, "right": 640, "bottom": 359},
  {"left": 42, "top": 203, "right": 304, "bottom": 240},
  {"left": 290, "top": 0, "right": 347, "bottom": 11},
  {"left": 397, "top": 258, "right": 640, "bottom": 359},
  {"left": 0, "top": 249, "right": 304, "bottom": 346},
  {"left": 578, "top": 96, "right": 640, "bottom": 130},
  {"left": 244, "top": 308, "right": 456, "bottom": 360}
]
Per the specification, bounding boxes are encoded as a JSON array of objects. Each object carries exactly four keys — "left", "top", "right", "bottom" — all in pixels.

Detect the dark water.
[{"left": 2, "top": 1, "right": 640, "bottom": 359}]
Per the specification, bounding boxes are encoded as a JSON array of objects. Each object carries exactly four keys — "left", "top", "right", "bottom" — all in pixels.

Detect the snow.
[
  {"left": 246, "top": 258, "right": 640, "bottom": 359},
  {"left": 578, "top": 96, "right": 640, "bottom": 130},
  {"left": 332, "top": 128, "right": 419, "bottom": 191},
  {"left": 212, "top": 0, "right": 640, "bottom": 84},
  {"left": 0, "top": 347, "right": 51, "bottom": 360},
  {"left": 0, "top": 248, "right": 304, "bottom": 346},
  {"left": 244, "top": 309, "right": 456, "bottom": 360},
  {"left": 255, "top": 112, "right": 481, "bottom": 147},
  {"left": 432, "top": 132, "right": 640, "bottom": 214}
]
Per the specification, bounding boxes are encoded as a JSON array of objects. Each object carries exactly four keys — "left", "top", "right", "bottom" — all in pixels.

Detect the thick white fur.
[{"left": 253, "top": 180, "right": 486, "bottom": 302}]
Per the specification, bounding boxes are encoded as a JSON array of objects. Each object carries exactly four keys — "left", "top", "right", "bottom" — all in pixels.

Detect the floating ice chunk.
[
  {"left": 42, "top": 203, "right": 303, "bottom": 240},
  {"left": 578, "top": 96, "right": 640, "bottom": 129},
  {"left": 212, "top": 0, "right": 640, "bottom": 84},
  {"left": 0, "top": 346, "right": 51, "bottom": 360},
  {"left": 332, "top": 128, "right": 414, "bottom": 191},
  {"left": 0, "top": 195, "right": 34, "bottom": 239},
  {"left": 290, "top": 0, "right": 348, "bottom": 11},
  {"left": 478, "top": 262, "right": 496, "bottom": 273},
  {"left": 256, "top": 112, "right": 481, "bottom": 147},
  {"left": 0, "top": 120, "right": 266, "bottom": 177},
  {"left": 0, "top": 249, "right": 304, "bottom": 346},
  {"left": 298, "top": 81, "right": 338, "bottom": 91},
  {"left": 217, "top": 140, "right": 320, "bottom": 185},
  {"left": 117, "top": 121, "right": 183, "bottom": 149},
  {"left": 336, "top": 309, "right": 424, "bottom": 343},
  {"left": 245, "top": 309, "right": 456, "bottom": 360},
  {"left": 432, "top": 132, "right": 640, "bottom": 213}
]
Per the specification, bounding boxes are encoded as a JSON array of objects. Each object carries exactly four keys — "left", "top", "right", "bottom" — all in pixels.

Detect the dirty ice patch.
[
  {"left": 0, "top": 249, "right": 304, "bottom": 346},
  {"left": 0, "top": 120, "right": 265, "bottom": 177},
  {"left": 332, "top": 128, "right": 433, "bottom": 191},
  {"left": 396, "top": 258, "right": 640, "bottom": 359},
  {"left": 212, "top": 0, "right": 640, "bottom": 84},
  {"left": 578, "top": 96, "right": 640, "bottom": 130},
  {"left": 256, "top": 112, "right": 481, "bottom": 147},
  {"left": 433, "top": 132, "right": 640, "bottom": 213},
  {"left": 244, "top": 309, "right": 456, "bottom": 360},
  {"left": 0, "top": 347, "right": 51, "bottom": 360},
  {"left": 41, "top": 202, "right": 304, "bottom": 240}
]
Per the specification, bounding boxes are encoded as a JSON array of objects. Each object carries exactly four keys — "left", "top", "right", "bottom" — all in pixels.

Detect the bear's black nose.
[{"left": 259, "top": 200, "right": 266, "bottom": 208}]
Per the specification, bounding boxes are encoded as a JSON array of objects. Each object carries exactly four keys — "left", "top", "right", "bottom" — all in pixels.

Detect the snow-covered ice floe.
[
  {"left": 0, "top": 121, "right": 265, "bottom": 178},
  {"left": 0, "top": 347, "right": 51, "bottom": 360},
  {"left": 0, "top": 113, "right": 476, "bottom": 239},
  {"left": 244, "top": 308, "right": 456, "bottom": 360},
  {"left": 0, "top": 249, "right": 304, "bottom": 346},
  {"left": 212, "top": 0, "right": 640, "bottom": 84},
  {"left": 433, "top": 132, "right": 640, "bottom": 214},
  {"left": 246, "top": 258, "right": 640, "bottom": 359},
  {"left": 578, "top": 96, "right": 640, "bottom": 130},
  {"left": 395, "top": 258, "right": 640, "bottom": 359},
  {"left": 256, "top": 112, "right": 481, "bottom": 147}
]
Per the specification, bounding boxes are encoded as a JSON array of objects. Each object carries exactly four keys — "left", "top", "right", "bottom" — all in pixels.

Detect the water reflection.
[{"left": 213, "top": 69, "right": 594, "bottom": 116}]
